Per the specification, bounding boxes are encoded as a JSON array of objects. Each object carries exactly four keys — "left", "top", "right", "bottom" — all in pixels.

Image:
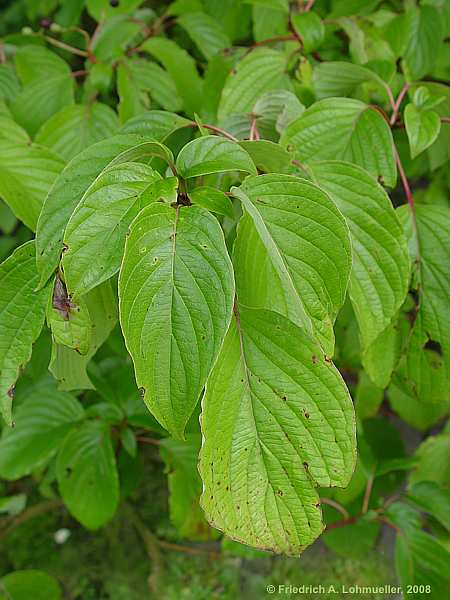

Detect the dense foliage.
[{"left": 0, "top": 0, "right": 449, "bottom": 598}]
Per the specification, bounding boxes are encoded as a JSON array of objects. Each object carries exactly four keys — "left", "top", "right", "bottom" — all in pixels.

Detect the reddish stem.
[
  {"left": 189, "top": 122, "right": 238, "bottom": 142},
  {"left": 390, "top": 83, "right": 410, "bottom": 126},
  {"left": 304, "top": 0, "right": 316, "bottom": 10}
]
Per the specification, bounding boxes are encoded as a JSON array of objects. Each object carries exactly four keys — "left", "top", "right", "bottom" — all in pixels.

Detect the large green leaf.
[
  {"left": 232, "top": 175, "right": 351, "bottom": 355},
  {"left": 35, "top": 103, "right": 120, "bottom": 162},
  {"left": 388, "top": 378, "right": 450, "bottom": 432},
  {"left": 308, "top": 161, "right": 410, "bottom": 375},
  {"left": 141, "top": 37, "right": 203, "bottom": 117},
  {"left": 291, "top": 11, "right": 324, "bottom": 54},
  {"left": 56, "top": 420, "right": 119, "bottom": 529},
  {"left": 0, "top": 140, "right": 65, "bottom": 231},
  {"left": 0, "top": 380, "right": 83, "bottom": 479},
  {"left": 199, "top": 307, "right": 356, "bottom": 555},
  {"left": 160, "top": 434, "right": 216, "bottom": 540},
  {"left": 49, "top": 281, "right": 117, "bottom": 391},
  {"left": 176, "top": 135, "right": 257, "bottom": 178},
  {"left": 46, "top": 276, "right": 92, "bottom": 355},
  {"left": 86, "top": 0, "right": 143, "bottom": 20},
  {"left": 396, "top": 205, "right": 450, "bottom": 403},
  {"left": 281, "top": 98, "right": 397, "bottom": 187},
  {"left": 238, "top": 140, "right": 291, "bottom": 173},
  {"left": 0, "top": 65, "right": 20, "bottom": 103},
  {"left": 404, "top": 103, "right": 441, "bottom": 160},
  {"left": 62, "top": 162, "right": 161, "bottom": 298},
  {"left": 409, "top": 432, "right": 450, "bottom": 487},
  {"left": 218, "top": 48, "right": 291, "bottom": 121},
  {"left": 402, "top": 5, "right": 443, "bottom": 80},
  {"left": 119, "top": 203, "right": 235, "bottom": 439},
  {"left": 117, "top": 58, "right": 183, "bottom": 119},
  {"left": 407, "top": 481, "right": 450, "bottom": 532},
  {"left": 0, "top": 242, "right": 51, "bottom": 424},
  {"left": 11, "top": 46, "right": 74, "bottom": 136},
  {"left": 0, "top": 570, "right": 61, "bottom": 600},
  {"left": 313, "top": 61, "right": 390, "bottom": 100},
  {"left": 120, "top": 110, "right": 191, "bottom": 139},
  {"left": 35, "top": 134, "right": 164, "bottom": 289},
  {"left": 177, "top": 12, "right": 232, "bottom": 59},
  {"left": 388, "top": 502, "right": 450, "bottom": 599}
]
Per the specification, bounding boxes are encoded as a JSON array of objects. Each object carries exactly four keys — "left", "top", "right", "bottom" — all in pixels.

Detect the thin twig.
[
  {"left": 249, "top": 115, "right": 260, "bottom": 141},
  {"left": 390, "top": 83, "right": 410, "bottom": 126},
  {"left": 304, "top": 0, "right": 317, "bottom": 11},
  {"left": 320, "top": 498, "right": 350, "bottom": 520},
  {"left": 43, "top": 34, "right": 89, "bottom": 57},
  {"left": 245, "top": 34, "right": 297, "bottom": 55},
  {"left": 325, "top": 515, "right": 359, "bottom": 531},
  {"left": 189, "top": 122, "right": 238, "bottom": 142},
  {"left": 124, "top": 504, "right": 164, "bottom": 594},
  {"left": 0, "top": 499, "right": 62, "bottom": 541},
  {"left": 71, "top": 69, "right": 88, "bottom": 78},
  {"left": 158, "top": 540, "right": 220, "bottom": 559},
  {"left": 441, "top": 117, "right": 450, "bottom": 123},
  {"left": 137, "top": 436, "right": 161, "bottom": 446},
  {"left": 362, "top": 471, "right": 375, "bottom": 514}
]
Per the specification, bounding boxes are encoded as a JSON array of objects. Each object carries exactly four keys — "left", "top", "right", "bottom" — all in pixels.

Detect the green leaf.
[
  {"left": 119, "top": 203, "right": 235, "bottom": 439},
  {"left": 86, "top": 0, "right": 143, "bottom": 20},
  {"left": 407, "top": 481, "right": 450, "bottom": 532},
  {"left": 355, "top": 372, "right": 383, "bottom": 420},
  {"left": 389, "top": 502, "right": 450, "bottom": 599},
  {"left": 35, "top": 133, "right": 163, "bottom": 289},
  {"left": 91, "top": 15, "right": 141, "bottom": 61},
  {"left": 35, "top": 103, "right": 120, "bottom": 162},
  {"left": 281, "top": 98, "right": 397, "bottom": 188},
  {"left": 49, "top": 281, "right": 117, "bottom": 391},
  {"left": 160, "top": 434, "right": 216, "bottom": 540},
  {"left": 402, "top": 5, "right": 443, "bottom": 80},
  {"left": 177, "top": 12, "right": 231, "bottom": 59},
  {"left": 410, "top": 432, "right": 450, "bottom": 487},
  {"left": 232, "top": 175, "right": 352, "bottom": 355},
  {"left": 415, "top": 83, "right": 450, "bottom": 170},
  {"left": 0, "top": 380, "right": 84, "bottom": 479},
  {"left": 313, "top": 61, "right": 389, "bottom": 100},
  {"left": 120, "top": 427, "right": 137, "bottom": 457},
  {"left": 253, "top": 90, "right": 304, "bottom": 140},
  {"left": 11, "top": 46, "right": 74, "bottom": 136},
  {"left": 62, "top": 162, "right": 161, "bottom": 298},
  {"left": 238, "top": 140, "right": 291, "bottom": 173},
  {"left": 120, "top": 58, "right": 183, "bottom": 115},
  {"left": 218, "top": 48, "right": 291, "bottom": 121},
  {"left": 0, "top": 570, "right": 61, "bottom": 600},
  {"left": 0, "top": 242, "right": 51, "bottom": 424},
  {"left": 46, "top": 276, "right": 92, "bottom": 355},
  {"left": 120, "top": 110, "right": 191, "bottom": 139},
  {"left": 308, "top": 161, "right": 410, "bottom": 364},
  {"left": 388, "top": 378, "right": 450, "bottom": 431},
  {"left": 291, "top": 11, "right": 324, "bottom": 54},
  {"left": 188, "top": 186, "right": 234, "bottom": 218},
  {"left": 56, "top": 420, "right": 119, "bottom": 529},
  {"left": 323, "top": 517, "right": 380, "bottom": 559},
  {"left": 404, "top": 104, "right": 441, "bottom": 159},
  {"left": 0, "top": 65, "right": 20, "bottom": 103},
  {"left": 0, "top": 494, "right": 26, "bottom": 516},
  {"left": 396, "top": 205, "right": 450, "bottom": 403},
  {"left": 176, "top": 135, "right": 256, "bottom": 178},
  {"left": 0, "top": 114, "right": 29, "bottom": 143},
  {"left": 244, "top": 0, "right": 288, "bottom": 11},
  {"left": 141, "top": 37, "right": 203, "bottom": 117},
  {"left": 199, "top": 307, "right": 356, "bottom": 555},
  {"left": 0, "top": 140, "right": 64, "bottom": 231}
]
